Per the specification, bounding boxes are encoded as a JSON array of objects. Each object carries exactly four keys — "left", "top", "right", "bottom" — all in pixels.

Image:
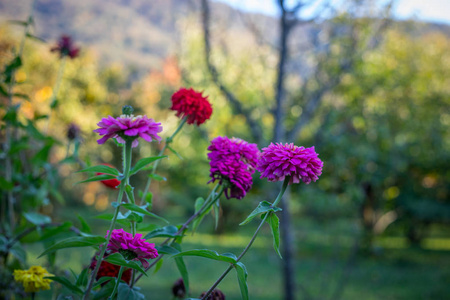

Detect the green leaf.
[
  {"left": 172, "top": 249, "right": 237, "bottom": 264},
  {"left": 76, "top": 268, "right": 89, "bottom": 287},
  {"left": 26, "top": 33, "right": 46, "bottom": 43},
  {"left": 24, "top": 212, "right": 51, "bottom": 225},
  {"left": 46, "top": 276, "right": 83, "bottom": 296},
  {"left": 125, "top": 184, "right": 135, "bottom": 204},
  {"left": 122, "top": 203, "right": 168, "bottom": 224},
  {"left": 213, "top": 201, "right": 220, "bottom": 230},
  {"left": 117, "top": 282, "right": 145, "bottom": 300},
  {"left": 77, "top": 165, "right": 120, "bottom": 176},
  {"left": 153, "top": 258, "right": 164, "bottom": 274},
  {"left": 147, "top": 174, "right": 166, "bottom": 181},
  {"left": 145, "top": 192, "right": 153, "bottom": 208},
  {"left": 93, "top": 276, "right": 115, "bottom": 289},
  {"left": 13, "top": 93, "right": 30, "bottom": 101},
  {"left": 104, "top": 253, "right": 147, "bottom": 276},
  {"left": 266, "top": 213, "right": 282, "bottom": 258},
  {"left": 191, "top": 198, "right": 207, "bottom": 233},
  {"left": 168, "top": 145, "right": 183, "bottom": 160},
  {"left": 156, "top": 245, "right": 180, "bottom": 255},
  {"left": 239, "top": 201, "right": 281, "bottom": 226},
  {"left": 39, "top": 222, "right": 73, "bottom": 241},
  {"left": 129, "top": 156, "right": 166, "bottom": 176},
  {"left": 173, "top": 243, "right": 189, "bottom": 295},
  {"left": 234, "top": 262, "right": 249, "bottom": 300},
  {"left": 144, "top": 225, "right": 179, "bottom": 240},
  {"left": 38, "top": 236, "right": 106, "bottom": 258},
  {"left": 75, "top": 174, "right": 116, "bottom": 185},
  {"left": 118, "top": 211, "right": 143, "bottom": 223},
  {"left": 10, "top": 243, "right": 26, "bottom": 263},
  {"left": 77, "top": 214, "right": 92, "bottom": 234}
]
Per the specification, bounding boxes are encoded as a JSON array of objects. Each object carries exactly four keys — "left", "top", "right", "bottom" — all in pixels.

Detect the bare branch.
[{"left": 200, "top": 0, "right": 263, "bottom": 144}]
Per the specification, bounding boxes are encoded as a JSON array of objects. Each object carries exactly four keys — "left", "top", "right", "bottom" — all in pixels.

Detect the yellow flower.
[{"left": 13, "top": 266, "right": 54, "bottom": 293}]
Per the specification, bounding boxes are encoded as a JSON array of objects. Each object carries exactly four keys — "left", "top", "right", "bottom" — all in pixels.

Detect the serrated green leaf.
[
  {"left": 38, "top": 236, "right": 106, "bottom": 258},
  {"left": 266, "top": 213, "right": 282, "bottom": 258},
  {"left": 239, "top": 201, "right": 281, "bottom": 226},
  {"left": 104, "top": 253, "right": 147, "bottom": 276},
  {"left": 172, "top": 249, "right": 237, "bottom": 264},
  {"left": 75, "top": 174, "right": 116, "bottom": 185},
  {"left": 46, "top": 276, "right": 83, "bottom": 295},
  {"left": 234, "top": 262, "right": 249, "bottom": 300},
  {"left": 130, "top": 156, "right": 166, "bottom": 176},
  {"left": 24, "top": 212, "right": 51, "bottom": 225},
  {"left": 144, "top": 225, "right": 179, "bottom": 240},
  {"left": 77, "top": 165, "right": 119, "bottom": 176}
]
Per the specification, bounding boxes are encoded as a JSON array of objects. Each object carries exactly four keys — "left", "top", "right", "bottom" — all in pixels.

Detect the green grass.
[{"left": 23, "top": 216, "right": 450, "bottom": 300}]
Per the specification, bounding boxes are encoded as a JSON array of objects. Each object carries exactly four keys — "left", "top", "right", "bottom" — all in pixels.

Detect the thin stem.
[
  {"left": 139, "top": 117, "right": 187, "bottom": 205},
  {"left": 83, "top": 140, "right": 133, "bottom": 299},
  {"left": 3, "top": 0, "right": 36, "bottom": 235},
  {"left": 201, "top": 178, "right": 290, "bottom": 299},
  {"left": 45, "top": 56, "right": 66, "bottom": 134},
  {"left": 109, "top": 266, "right": 124, "bottom": 300},
  {"left": 133, "top": 185, "right": 223, "bottom": 285}
]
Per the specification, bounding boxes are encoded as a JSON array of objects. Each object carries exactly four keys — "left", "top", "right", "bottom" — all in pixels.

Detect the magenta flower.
[
  {"left": 208, "top": 136, "right": 260, "bottom": 200},
  {"left": 257, "top": 143, "right": 323, "bottom": 185},
  {"left": 94, "top": 112, "right": 162, "bottom": 148},
  {"left": 106, "top": 229, "right": 158, "bottom": 268}
]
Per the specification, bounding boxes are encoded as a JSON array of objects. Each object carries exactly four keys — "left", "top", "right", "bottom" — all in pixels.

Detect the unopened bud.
[{"left": 122, "top": 105, "right": 134, "bottom": 115}]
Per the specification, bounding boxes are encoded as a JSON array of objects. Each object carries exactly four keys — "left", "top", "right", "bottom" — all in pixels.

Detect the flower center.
[{"left": 119, "top": 249, "right": 138, "bottom": 261}]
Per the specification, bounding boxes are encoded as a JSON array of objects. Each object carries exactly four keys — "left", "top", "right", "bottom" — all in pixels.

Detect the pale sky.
[{"left": 216, "top": 0, "right": 450, "bottom": 25}]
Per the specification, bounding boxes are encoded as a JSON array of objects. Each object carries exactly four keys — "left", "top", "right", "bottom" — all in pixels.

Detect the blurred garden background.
[{"left": 1, "top": 0, "right": 449, "bottom": 299}]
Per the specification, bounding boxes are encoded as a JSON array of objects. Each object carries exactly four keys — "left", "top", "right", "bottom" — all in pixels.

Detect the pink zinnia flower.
[
  {"left": 171, "top": 88, "right": 212, "bottom": 125},
  {"left": 106, "top": 229, "right": 158, "bottom": 268},
  {"left": 51, "top": 35, "right": 80, "bottom": 59},
  {"left": 93, "top": 109, "right": 162, "bottom": 148},
  {"left": 257, "top": 143, "right": 323, "bottom": 185},
  {"left": 208, "top": 136, "right": 260, "bottom": 200}
]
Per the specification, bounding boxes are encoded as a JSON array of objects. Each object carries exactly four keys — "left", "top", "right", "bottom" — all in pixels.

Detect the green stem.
[
  {"left": 45, "top": 56, "right": 66, "bottom": 133},
  {"left": 109, "top": 266, "right": 124, "bottom": 300},
  {"left": 132, "top": 184, "right": 223, "bottom": 286},
  {"left": 201, "top": 178, "right": 290, "bottom": 299},
  {"left": 139, "top": 117, "right": 187, "bottom": 205},
  {"left": 3, "top": 0, "right": 36, "bottom": 238},
  {"left": 83, "top": 139, "right": 133, "bottom": 300}
]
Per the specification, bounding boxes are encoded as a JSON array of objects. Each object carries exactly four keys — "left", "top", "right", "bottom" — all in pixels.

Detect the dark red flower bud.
[
  {"left": 200, "top": 289, "right": 226, "bottom": 300},
  {"left": 51, "top": 35, "right": 80, "bottom": 59},
  {"left": 172, "top": 278, "right": 186, "bottom": 299}
]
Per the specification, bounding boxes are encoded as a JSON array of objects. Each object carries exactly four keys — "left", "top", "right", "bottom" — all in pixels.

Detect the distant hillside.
[
  {"left": 0, "top": 0, "right": 277, "bottom": 73},
  {"left": 1, "top": 0, "right": 449, "bottom": 77}
]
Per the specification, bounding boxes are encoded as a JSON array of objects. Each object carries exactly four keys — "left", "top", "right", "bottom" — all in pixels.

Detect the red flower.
[
  {"left": 171, "top": 88, "right": 212, "bottom": 125},
  {"left": 97, "top": 163, "right": 121, "bottom": 189},
  {"left": 89, "top": 255, "right": 132, "bottom": 285}
]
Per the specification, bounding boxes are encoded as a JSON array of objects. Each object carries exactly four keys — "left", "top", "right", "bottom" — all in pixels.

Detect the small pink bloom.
[
  {"left": 257, "top": 143, "right": 323, "bottom": 184},
  {"left": 93, "top": 114, "right": 162, "bottom": 147},
  {"left": 106, "top": 229, "right": 158, "bottom": 268}
]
